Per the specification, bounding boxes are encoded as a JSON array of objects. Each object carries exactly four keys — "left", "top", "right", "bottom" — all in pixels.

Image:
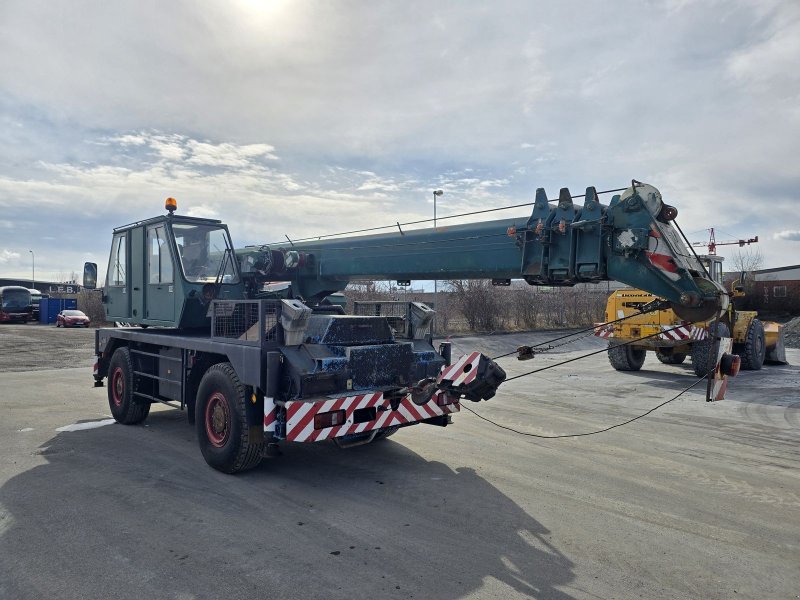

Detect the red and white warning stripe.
[
  {"left": 659, "top": 324, "right": 708, "bottom": 341},
  {"left": 645, "top": 229, "right": 681, "bottom": 281},
  {"left": 593, "top": 323, "right": 614, "bottom": 338},
  {"left": 280, "top": 391, "right": 459, "bottom": 443},
  {"left": 437, "top": 351, "right": 482, "bottom": 387},
  {"left": 264, "top": 399, "right": 277, "bottom": 433}
]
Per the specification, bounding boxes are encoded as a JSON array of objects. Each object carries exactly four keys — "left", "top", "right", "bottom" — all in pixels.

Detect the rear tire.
[
  {"left": 607, "top": 343, "right": 646, "bottom": 371},
  {"left": 691, "top": 323, "right": 730, "bottom": 377},
  {"left": 656, "top": 350, "right": 687, "bottom": 365},
  {"left": 108, "top": 347, "right": 151, "bottom": 424},
  {"left": 740, "top": 318, "right": 766, "bottom": 371},
  {"left": 196, "top": 363, "right": 263, "bottom": 473}
]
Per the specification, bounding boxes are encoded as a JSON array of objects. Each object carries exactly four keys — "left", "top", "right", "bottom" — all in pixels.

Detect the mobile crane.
[{"left": 83, "top": 182, "right": 737, "bottom": 473}]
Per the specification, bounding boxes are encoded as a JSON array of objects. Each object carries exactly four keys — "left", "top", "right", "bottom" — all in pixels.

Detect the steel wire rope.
[
  {"left": 502, "top": 322, "right": 700, "bottom": 383},
  {"left": 673, "top": 221, "right": 713, "bottom": 281},
  {"left": 489, "top": 307, "right": 668, "bottom": 361},
  {"left": 458, "top": 376, "right": 706, "bottom": 439},
  {"left": 262, "top": 186, "right": 628, "bottom": 246}
]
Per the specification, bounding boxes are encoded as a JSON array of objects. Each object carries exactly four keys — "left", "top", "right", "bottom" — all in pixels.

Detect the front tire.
[
  {"left": 608, "top": 343, "right": 646, "bottom": 371},
  {"left": 196, "top": 363, "right": 263, "bottom": 473},
  {"left": 108, "top": 347, "right": 150, "bottom": 424},
  {"left": 656, "top": 350, "right": 687, "bottom": 365},
  {"left": 739, "top": 318, "right": 766, "bottom": 370},
  {"left": 691, "top": 323, "right": 730, "bottom": 377}
]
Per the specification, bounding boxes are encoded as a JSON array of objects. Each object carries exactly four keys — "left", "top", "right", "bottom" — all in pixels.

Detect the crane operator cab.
[{"left": 83, "top": 198, "right": 245, "bottom": 328}]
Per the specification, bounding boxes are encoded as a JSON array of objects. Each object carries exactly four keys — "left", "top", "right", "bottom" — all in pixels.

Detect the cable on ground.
[{"left": 459, "top": 376, "right": 706, "bottom": 439}]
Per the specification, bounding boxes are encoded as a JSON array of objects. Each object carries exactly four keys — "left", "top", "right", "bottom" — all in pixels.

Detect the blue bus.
[{"left": 0, "top": 286, "right": 32, "bottom": 323}]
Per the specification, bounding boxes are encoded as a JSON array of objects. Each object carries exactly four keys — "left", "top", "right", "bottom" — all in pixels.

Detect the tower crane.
[{"left": 691, "top": 227, "right": 758, "bottom": 256}]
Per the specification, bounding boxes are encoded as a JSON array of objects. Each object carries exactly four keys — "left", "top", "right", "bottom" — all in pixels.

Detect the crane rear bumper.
[{"left": 266, "top": 391, "right": 460, "bottom": 443}]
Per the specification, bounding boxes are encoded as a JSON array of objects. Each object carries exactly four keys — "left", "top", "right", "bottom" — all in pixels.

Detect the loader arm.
[{"left": 239, "top": 182, "right": 727, "bottom": 321}]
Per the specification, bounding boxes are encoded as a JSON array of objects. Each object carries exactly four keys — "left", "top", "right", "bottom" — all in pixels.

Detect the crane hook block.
[{"left": 436, "top": 352, "right": 507, "bottom": 402}]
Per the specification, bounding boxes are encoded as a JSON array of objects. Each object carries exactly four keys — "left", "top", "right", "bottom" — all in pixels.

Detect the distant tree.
[
  {"left": 730, "top": 248, "right": 763, "bottom": 273},
  {"left": 446, "top": 279, "right": 502, "bottom": 331}
]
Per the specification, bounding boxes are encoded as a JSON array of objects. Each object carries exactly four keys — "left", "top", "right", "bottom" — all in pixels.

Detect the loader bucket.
[{"left": 764, "top": 322, "right": 788, "bottom": 365}]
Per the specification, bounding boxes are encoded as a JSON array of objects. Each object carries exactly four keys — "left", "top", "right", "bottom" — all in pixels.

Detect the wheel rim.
[
  {"left": 111, "top": 367, "right": 124, "bottom": 407},
  {"left": 205, "top": 392, "right": 231, "bottom": 448}
]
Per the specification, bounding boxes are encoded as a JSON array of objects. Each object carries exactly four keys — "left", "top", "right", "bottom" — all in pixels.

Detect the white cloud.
[
  {"left": 0, "top": 249, "right": 21, "bottom": 264},
  {"left": 185, "top": 140, "right": 278, "bottom": 167},
  {"left": 0, "top": 0, "right": 799, "bottom": 278},
  {"left": 774, "top": 230, "right": 800, "bottom": 242}
]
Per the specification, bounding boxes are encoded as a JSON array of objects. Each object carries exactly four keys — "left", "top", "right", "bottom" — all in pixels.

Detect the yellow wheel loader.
[{"left": 596, "top": 255, "right": 787, "bottom": 376}]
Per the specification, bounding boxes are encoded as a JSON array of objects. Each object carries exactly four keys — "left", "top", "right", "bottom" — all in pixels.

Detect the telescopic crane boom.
[{"left": 239, "top": 182, "right": 728, "bottom": 322}]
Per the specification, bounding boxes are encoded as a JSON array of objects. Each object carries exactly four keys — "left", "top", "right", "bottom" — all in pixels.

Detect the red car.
[{"left": 56, "top": 309, "right": 91, "bottom": 328}]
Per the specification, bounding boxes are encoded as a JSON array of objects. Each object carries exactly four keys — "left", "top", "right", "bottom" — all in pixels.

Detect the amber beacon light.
[{"left": 165, "top": 197, "right": 178, "bottom": 214}]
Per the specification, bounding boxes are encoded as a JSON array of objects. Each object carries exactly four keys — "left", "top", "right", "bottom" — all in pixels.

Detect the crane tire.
[
  {"left": 607, "top": 343, "right": 646, "bottom": 371},
  {"left": 740, "top": 318, "right": 766, "bottom": 371},
  {"left": 196, "top": 362, "right": 263, "bottom": 474},
  {"left": 691, "top": 322, "right": 730, "bottom": 377},
  {"left": 108, "top": 347, "right": 151, "bottom": 424},
  {"left": 656, "top": 350, "right": 687, "bottom": 365}
]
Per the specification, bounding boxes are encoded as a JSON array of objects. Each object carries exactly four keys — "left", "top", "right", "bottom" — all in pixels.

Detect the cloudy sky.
[{"left": 0, "top": 0, "right": 798, "bottom": 283}]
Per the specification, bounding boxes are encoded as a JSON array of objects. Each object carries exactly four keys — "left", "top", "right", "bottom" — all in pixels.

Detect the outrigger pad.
[{"left": 436, "top": 352, "right": 507, "bottom": 402}]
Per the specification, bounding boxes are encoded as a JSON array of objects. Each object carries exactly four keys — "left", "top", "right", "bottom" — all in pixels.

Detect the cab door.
[
  {"left": 104, "top": 232, "right": 130, "bottom": 320},
  {"left": 145, "top": 224, "right": 175, "bottom": 323}
]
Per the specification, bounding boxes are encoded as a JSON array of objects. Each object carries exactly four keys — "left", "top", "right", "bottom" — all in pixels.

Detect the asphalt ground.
[{"left": 1, "top": 324, "right": 799, "bottom": 599}]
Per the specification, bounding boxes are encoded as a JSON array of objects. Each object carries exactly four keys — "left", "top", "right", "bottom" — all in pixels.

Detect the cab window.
[
  {"left": 172, "top": 223, "right": 239, "bottom": 284},
  {"left": 147, "top": 225, "right": 173, "bottom": 284},
  {"left": 107, "top": 233, "right": 127, "bottom": 287}
]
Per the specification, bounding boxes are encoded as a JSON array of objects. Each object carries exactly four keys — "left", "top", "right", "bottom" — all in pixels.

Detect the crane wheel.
[
  {"left": 607, "top": 343, "right": 646, "bottom": 371},
  {"left": 108, "top": 347, "right": 151, "bottom": 424},
  {"left": 656, "top": 350, "right": 687, "bottom": 365},
  {"left": 691, "top": 322, "right": 730, "bottom": 377},
  {"left": 196, "top": 363, "right": 264, "bottom": 474},
  {"left": 739, "top": 318, "right": 766, "bottom": 371}
]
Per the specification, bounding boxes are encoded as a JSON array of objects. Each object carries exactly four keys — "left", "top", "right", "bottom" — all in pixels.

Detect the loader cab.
[
  {"left": 698, "top": 255, "right": 724, "bottom": 286},
  {"left": 85, "top": 206, "right": 245, "bottom": 329}
]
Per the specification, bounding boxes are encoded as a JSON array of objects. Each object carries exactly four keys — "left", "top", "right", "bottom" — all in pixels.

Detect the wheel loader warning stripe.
[
  {"left": 594, "top": 324, "right": 614, "bottom": 338},
  {"left": 660, "top": 325, "right": 707, "bottom": 341},
  {"left": 594, "top": 323, "right": 707, "bottom": 341},
  {"left": 281, "top": 391, "right": 459, "bottom": 443}
]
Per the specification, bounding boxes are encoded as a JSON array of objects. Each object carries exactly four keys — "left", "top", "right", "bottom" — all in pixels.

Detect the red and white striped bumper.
[{"left": 265, "top": 391, "right": 459, "bottom": 443}]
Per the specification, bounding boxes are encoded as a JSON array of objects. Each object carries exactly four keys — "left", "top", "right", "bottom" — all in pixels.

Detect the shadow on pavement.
[{"left": 0, "top": 410, "right": 576, "bottom": 600}]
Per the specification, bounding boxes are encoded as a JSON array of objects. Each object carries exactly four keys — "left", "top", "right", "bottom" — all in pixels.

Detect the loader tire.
[
  {"left": 656, "top": 350, "right": 687, "bottom": 365},
  {"left": 108, "top": 347, "right": 151, "bottom": 425},
  {"left": 607, "top": 343, "right": 646, "bottom": 371},
  {"left": 196, "top": 362, "right": 263, "bottom": 474},
  {"left": 691, "top": 323, "right": 730, "bottom": 377},
  {"left": 740, "top": 318, "right": 766, "bottom": 371}
]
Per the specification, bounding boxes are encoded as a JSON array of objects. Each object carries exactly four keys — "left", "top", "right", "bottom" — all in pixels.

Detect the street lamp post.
[
  {"left": 29, "top": 250, "right": 35, "bottom": 289},
  {"left": 432, "top": 190, "right": 444, "bottom": 331},
  {"left": 433, "top": 189, "right": 443, "bottom": 228}
]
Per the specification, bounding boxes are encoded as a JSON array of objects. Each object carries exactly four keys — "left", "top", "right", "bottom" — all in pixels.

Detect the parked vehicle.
[
  {"left": 84, "top": 183, "right": 736, "bottom": 473},
  {"left": 28, "top": 288, "right": 42, "bottom": 321},
  {"left": 0, "top": 286, "right": 32, "bottom": 323},
  {"left": 596, "top": 255, "right": 787, "bottom": 374},
  {"left": 56, "top": 309, "right": 90, "bottom": 328}
]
